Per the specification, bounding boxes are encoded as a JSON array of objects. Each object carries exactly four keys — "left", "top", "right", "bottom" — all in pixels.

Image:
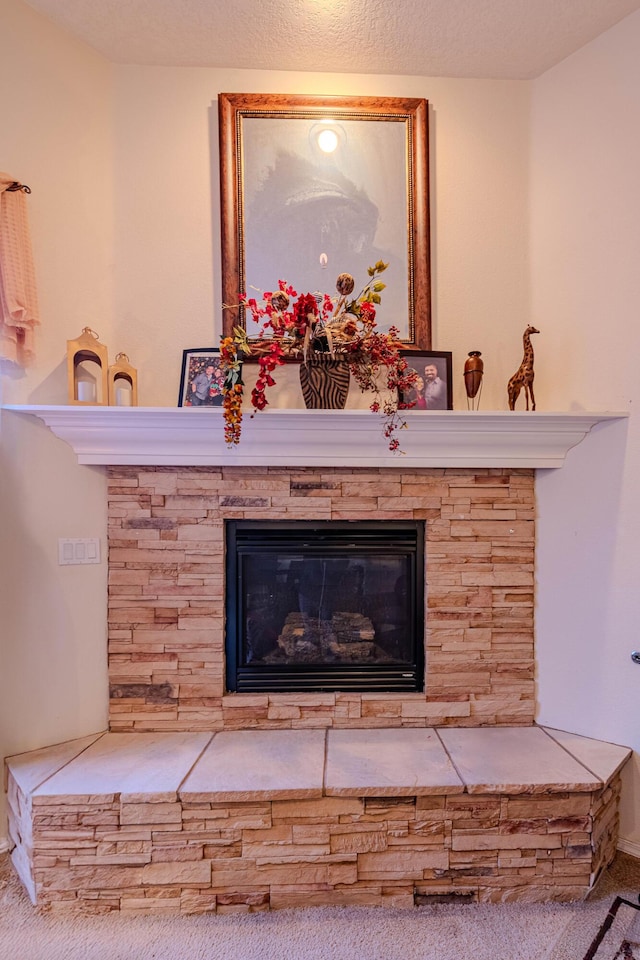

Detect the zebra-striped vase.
[{"left": 299, "top": 353, "right": 350, "bottom": 409}]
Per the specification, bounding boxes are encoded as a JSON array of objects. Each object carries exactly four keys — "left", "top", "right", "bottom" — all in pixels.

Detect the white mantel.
[{"left": 3, "top": 405, "right": 627, "bottom": 468}]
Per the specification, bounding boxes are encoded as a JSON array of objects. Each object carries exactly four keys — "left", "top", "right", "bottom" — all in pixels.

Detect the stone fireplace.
[
  {"left": 107, "top": 464, "right": 536, "bottom": 730},
  {"left": 6, "top": 406, "right": 631, "bottom": 912}
]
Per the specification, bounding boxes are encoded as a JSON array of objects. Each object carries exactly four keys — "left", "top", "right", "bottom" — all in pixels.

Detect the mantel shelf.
[{"left": 3, "top": 405, "right": 627, "bottom": 469}]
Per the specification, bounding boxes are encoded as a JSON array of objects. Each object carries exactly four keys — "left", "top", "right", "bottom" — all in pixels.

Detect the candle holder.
[
  {"left": 464, "top": 351, "right": 484, "bottom": 410},
  {"left": 67, "top": 328, "right": 109, "bottom": 405},
  {"left": 108, "top": 353, "right": 138, "bottom": 406}
]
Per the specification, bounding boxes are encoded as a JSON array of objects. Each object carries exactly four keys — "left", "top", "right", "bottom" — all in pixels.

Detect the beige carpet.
[{"left": 1, "top": 851, "right": 639, "bottom": 960}]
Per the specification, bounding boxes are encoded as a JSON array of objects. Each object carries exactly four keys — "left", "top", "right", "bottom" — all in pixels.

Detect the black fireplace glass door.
[{"left": 226, "top": 521, "right": 424, "bottom": 693}]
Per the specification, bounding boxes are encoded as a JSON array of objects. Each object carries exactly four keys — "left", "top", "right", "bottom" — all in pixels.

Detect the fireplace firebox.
[{"left": 225, "top": 520, "right": 424, "bottom": 693}]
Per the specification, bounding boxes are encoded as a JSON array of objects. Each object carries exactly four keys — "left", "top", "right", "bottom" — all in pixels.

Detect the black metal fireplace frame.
[{"left": 225, "top": 520, "right": 425, "bottom": 694}]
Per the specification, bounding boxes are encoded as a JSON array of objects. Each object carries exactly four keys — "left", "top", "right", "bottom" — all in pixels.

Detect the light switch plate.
[{"left": 58, "top": 538, "right": 101, "bottom": 565}]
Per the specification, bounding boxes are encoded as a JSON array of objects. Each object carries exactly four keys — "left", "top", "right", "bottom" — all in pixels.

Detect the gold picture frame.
[{"left": 219, "top": 93, "right": 431, "bottom": 352}]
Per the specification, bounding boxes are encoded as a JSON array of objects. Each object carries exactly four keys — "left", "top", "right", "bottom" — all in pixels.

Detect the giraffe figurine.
[{"left": 507, "top": 325, "right": 540, "bottom": 411}]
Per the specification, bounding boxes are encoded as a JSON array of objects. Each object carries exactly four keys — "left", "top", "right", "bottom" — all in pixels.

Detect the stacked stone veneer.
[
  {"left": 9, "top": 468, "right": 631, "bottom": 916},
  {"left": 9, "top": 773, "right": 622, "bottom": 913},
  {"left": 108, "top": 466, "right": 536, "bottom": 731}
]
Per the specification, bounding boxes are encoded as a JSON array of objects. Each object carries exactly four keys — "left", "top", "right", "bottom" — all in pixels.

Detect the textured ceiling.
[{"left": 23, "top": 0, "right": 640, "bottom": 79}]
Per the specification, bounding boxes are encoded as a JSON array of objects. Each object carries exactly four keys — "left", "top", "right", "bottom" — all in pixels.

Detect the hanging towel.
[{"left": 0, "top": 173, "right": 39, "bottom": 368}]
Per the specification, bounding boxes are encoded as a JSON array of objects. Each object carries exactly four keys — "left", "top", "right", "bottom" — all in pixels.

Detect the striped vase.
[{"left": 299, "top": 352, "right": 350, "bottom": 409}]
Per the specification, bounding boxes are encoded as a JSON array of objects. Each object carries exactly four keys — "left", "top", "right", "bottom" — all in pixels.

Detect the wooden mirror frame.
[{"left": 219, "top": 93, "right": 431, "bottom": 352}]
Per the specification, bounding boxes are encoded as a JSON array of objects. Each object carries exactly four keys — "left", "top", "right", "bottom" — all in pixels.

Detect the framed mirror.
[{"left": 219, "top": 93, "right": 431, "bottom": 351}]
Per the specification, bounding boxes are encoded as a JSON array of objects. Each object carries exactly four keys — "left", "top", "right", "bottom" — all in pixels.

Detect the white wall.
[
  {"left": 0, "top": 0, "right": 115, "bottom": 406},
  {"left": 110, "top": 66, "right": 530, "bottom": 409},
  {"left": 0, "top": 412, "right": 108, "bottom": 771},
  {"left": 532, "top": 10, "right": 640, "bottom": 849},
  {"left": 0, "top": 0, "right": 112, "bottom": 836}
]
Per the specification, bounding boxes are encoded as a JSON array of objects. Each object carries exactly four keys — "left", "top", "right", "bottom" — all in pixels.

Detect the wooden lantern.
[
  {"left": 108, "top": 352, "right": 138, "bottom": 406},
  {"left": 67, "top": 327, "right": 109, "bottom": 405}
]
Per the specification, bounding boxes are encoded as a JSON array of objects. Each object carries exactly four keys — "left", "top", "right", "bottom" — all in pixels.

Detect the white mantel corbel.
[{"left": 3, "top": 405, "right": 627, "bottom": 468}]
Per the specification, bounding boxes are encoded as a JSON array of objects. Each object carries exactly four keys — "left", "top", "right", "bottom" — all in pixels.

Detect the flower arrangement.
[{"left": 220, "top": 262, "right": 417, "bottom": 451}]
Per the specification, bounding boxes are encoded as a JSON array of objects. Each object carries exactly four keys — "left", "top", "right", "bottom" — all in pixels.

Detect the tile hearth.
[{"left": 7, "top": 725, "right": 630, "bottom": 913}]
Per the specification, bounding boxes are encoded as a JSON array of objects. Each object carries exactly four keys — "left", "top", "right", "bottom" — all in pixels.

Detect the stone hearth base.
[{"left": 6, "top": 726, "right": 630, "bottom": 913}]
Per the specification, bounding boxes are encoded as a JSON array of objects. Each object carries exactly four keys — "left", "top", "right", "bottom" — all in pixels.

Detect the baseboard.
[
  {"left": 618, "top": 837, "right": 640, "bottom": 859},
  {"left": 0, "top": 838, "right": 9, "bottom": 855}
]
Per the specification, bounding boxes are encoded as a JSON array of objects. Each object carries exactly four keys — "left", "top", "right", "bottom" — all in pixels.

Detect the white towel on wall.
[{"left": 0, "top": 173, "right": 39, "bottom": 369}]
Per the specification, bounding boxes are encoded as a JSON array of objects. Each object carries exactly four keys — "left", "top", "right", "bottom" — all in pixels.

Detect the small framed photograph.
[
  {"left": 399, "top": 351, "right": 453, "bottom": 410},
  {"left": 178, "top": 348, "right": 226, "bottom": 407}
]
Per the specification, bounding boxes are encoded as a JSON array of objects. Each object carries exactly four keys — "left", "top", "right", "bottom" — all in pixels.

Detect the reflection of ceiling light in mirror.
[
  {"left": 309, "top": 121, "right": 346, "bottom": 157},
  {"left": 317, "top": 129, "right": 338, "bottom": 153}
]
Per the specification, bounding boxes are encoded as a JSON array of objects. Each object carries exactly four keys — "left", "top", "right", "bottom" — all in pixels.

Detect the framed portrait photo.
[
  {"left": 178, "top": 348, "right": 226, "bottom": 407},
  {"left": 399, "top": 351, "right": 453, "bottom": 411}
]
